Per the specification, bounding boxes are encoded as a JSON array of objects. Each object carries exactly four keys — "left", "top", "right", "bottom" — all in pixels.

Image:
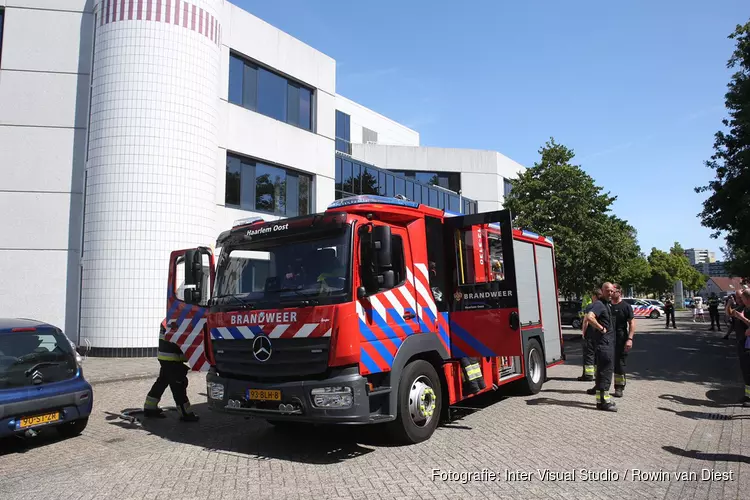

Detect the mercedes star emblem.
[{"left": 252, "top": 335, "right": 272, "bottom": 362}]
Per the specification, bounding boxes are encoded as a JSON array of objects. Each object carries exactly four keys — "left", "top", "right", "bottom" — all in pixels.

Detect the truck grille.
[{"left": 212, "top": 338, "right": 331, "bottom": 380}]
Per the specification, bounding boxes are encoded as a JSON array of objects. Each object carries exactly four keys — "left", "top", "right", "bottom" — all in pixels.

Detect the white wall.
[
  {"left": 351, "top": 144, "right": 526, "bottom": 212},
  {"left": 0, "top": 1, "right": 93, "bottom": 338},
  {"left": 336, "top": 94, "right": 420, "bottom": 147}
]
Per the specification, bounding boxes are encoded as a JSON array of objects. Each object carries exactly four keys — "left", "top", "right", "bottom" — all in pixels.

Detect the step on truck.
[{"left": 165, "top": 194, "right": 564, "bottom": 443}]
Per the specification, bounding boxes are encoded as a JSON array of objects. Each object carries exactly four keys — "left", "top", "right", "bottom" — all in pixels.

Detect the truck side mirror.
[
  {"left": 372, "top": 225, "right": 392, "bottom": 269},
  {"left": 378, "top": 270, "right": 395, "bottom": 289},
  {"left": 184, "top": 249, "right": 204, "bottom": 305}
]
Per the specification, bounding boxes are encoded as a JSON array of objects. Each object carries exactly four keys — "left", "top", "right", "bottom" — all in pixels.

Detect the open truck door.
[
  {"left": 442, "top": 210, "right": 521, "bottom": 359},
  {"left": 165, "top": 247, "right": 215, "bottom": 371}
]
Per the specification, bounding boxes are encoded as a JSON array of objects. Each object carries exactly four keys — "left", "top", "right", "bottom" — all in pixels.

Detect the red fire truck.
[{"left": 164, "top": 195, "right": 564, "bottom": 443}]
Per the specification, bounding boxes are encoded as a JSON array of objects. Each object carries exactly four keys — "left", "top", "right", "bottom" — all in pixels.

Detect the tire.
[
  {"left": 519, "top": 338, "right": 545, "bottom": 395},
  {"left": 387, "top": 359, "right": 442, "bottom": 444},
  {"left": 571, "top": 318, "right": 582, "bottom": 330},
  {"left": 649, "top": 310, "right": 659, "bottom": 319},
  {"left": 56, "top": 417, "right": 88, "bottom": 438}
]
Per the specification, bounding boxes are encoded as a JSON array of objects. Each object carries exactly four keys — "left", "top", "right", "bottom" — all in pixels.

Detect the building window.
[
  {"left": 228, "top": 53, "right": 314, "bottom": 132},
  {"left": 225, "top": 153, "right": 312, "bottom": 217},
  {"left": 334, "top": 154, "right": 475, "bottom": 214},
  {"left": 335, "top": 110, "right": 351, "bottom": 154},
  {"left": 503, "top": 178, "right": 513, "bottom": 198},
  {"left": 393, "top": 170, "right": 461, "bottom": 194},
  {"left": 363, "top": 127, "right": 378, "bottom": 144}
]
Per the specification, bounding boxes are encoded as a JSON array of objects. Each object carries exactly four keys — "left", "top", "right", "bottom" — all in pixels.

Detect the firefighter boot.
[
  {"left": 596, "top": 391, "right": 617, "bottom": 412},
  {"left": 178, "top": 403, "right": 200, "bottom": 422},
  {"left": 143, "top": 396, "right": 166, "bottom": 418},
  {"left": 586, "top": 387, "right": 597, "bottom": 395}
]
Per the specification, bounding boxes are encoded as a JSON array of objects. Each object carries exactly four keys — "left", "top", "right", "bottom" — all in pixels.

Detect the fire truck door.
[
  {"left": 357, "top": 225, "right": 419, "bottom": 373},
  {"left": 165, "top": 247, "right": 215, "bottom": 371},
  {"left": 444, "top": 210, "right": 522, "bottom": 358}
]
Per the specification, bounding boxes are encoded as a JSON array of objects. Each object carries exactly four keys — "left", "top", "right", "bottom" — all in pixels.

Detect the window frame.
[
  {"left": 228, "top": 51, "right": 315, "bottom": 132},
  {"left": 224, "top": 152, "right": 313, "bottom": 217}
]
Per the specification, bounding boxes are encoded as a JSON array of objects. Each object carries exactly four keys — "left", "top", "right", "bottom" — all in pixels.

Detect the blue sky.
[{"left": 236, "top": 0, "right": 749, "bottom": 258}]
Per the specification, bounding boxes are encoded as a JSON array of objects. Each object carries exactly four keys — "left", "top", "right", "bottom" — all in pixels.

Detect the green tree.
[
  {"left": 646, "top": 243, "right": 708, "bottom": 294},
  {"left": 504, "top": 138, "right": 641, "bottom": 297},
  {"left": 619, "top": 255, "right": 651, "bottom": 295},
  {"left": 696, "top": 21, "right": 750, "bottom": 278}
]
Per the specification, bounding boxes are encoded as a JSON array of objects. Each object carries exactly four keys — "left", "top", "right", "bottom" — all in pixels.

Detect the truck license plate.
[
  {"left": 17, "top": 412, "right": 61, "bottom": 429},
  {"left": 247, "top": 389, "right": 281, "bottom": 401}
]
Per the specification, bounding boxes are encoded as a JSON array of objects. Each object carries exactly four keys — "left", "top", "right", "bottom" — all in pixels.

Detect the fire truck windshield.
[{"left": 213, "top": 226, "right": 352, "bottom": 308}]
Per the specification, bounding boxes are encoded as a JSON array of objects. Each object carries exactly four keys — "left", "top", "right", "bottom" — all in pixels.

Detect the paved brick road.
[{"left": 2, "top": 311, "right": 749, "bottom": 500}]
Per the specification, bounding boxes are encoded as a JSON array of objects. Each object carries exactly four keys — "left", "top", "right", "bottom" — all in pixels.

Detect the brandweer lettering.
[
  {"left": 465, "top": 290, "right": 514, "bottom": 300},
  {"left": 230, "top": 311, "right": 298, "bottom": 324},
  {"left": 246, "top": 223, "right": 289, "bottom": 237}
]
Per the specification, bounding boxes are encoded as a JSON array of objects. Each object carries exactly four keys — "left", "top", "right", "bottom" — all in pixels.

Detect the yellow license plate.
[
  {"left": 248, "top": 389, "right": 281, "bottom": 401},
  {"left": 18, "top": 412, "right": 60, "bottom": 429}
]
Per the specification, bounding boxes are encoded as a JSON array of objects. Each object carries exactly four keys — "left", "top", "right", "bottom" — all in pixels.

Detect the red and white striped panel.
[
  {"left": 164, "top": 316, "right": 208, "bottom": 372},
  {"left": 412, "top": 263, "right": 438, "bottom": 329}
]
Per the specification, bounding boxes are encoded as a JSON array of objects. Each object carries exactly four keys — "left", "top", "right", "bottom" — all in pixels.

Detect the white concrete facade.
[
  {"left": 0, "top": 0, "right": 525, "bottom": 352},
  {"left": 335, "top": 94, "right": 420, "bottom": 147},
  {"left": 351, "top": 144, "right": 526, "bottom": 212}
]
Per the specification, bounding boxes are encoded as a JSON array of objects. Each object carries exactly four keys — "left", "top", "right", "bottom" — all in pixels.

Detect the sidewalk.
[{"left": 80, "top": 356, "right": 162, "bottom": 384}]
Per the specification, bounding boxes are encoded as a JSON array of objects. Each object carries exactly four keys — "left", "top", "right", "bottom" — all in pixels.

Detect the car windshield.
[
  {"left": 214, "top": 226, "right": 352, "bottom": 308},
  {"left": 0, "top": 330, "right": 78, "bottom": 389}
]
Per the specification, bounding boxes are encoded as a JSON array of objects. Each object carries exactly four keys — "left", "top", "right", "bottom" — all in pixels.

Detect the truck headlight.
[
  {"left": 207, "top": 382, "right": 225, "bottom": 400},
  {"left": 311, "top": 386, "right": 353, "bottom": 409}
]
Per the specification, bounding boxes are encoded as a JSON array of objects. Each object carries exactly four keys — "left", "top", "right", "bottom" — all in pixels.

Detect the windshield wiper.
[
  {"left": 211, "top": 294, "right": 257, "bottom": 309},
  {"left": 24, "top": 362, "right": 63, "bottom": 376}
]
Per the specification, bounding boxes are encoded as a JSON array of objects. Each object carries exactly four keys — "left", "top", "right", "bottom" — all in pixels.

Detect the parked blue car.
[{"left": 0, "top": 319, "right": 92, "bottom": 439}]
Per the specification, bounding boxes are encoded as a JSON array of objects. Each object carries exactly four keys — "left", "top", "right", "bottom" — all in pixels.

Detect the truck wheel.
[
  {"left": 571, "top": 318, "right": 582, "bottom": 330},
  {"left": 519, "top": 338, "right": 545, "bottom": 395},
  {"left": 388, "top": 360, "right": 442, "bottom": 444}
]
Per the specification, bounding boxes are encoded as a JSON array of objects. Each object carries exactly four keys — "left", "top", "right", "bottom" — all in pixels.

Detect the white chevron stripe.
[
  {"left": 216, "top": 327, "right": 231, "bottom": 339},
  {"left": 356, "top": 300, "right": 366, "bottom": 320},
  {"left": 322, "top": 328, "right": 332, "bottom": 337},
  {"left": 413, "top": 273, "right": 437, "bottom": 317},
  {"left": 369, "top": 295, "right": 388, "bottom": 322},
  {"left": 394, "top": 285, "right": 416, "bottom": 310},
  {"left": 293, "top": 323, "right": 319, "bottom": 338},
  {"left": 237, "top": 326, "right": 255, "bottom": 339},
  {"left": 181, "top": 319, "right": 205, "bottom": 350},
  {"left": 383, "top": 290, "right": 405, "bottom": 317},
  {"left": 188, "top": 344, "right": 204, "bottom": 370},
  {"left": 171, "top": 318, "right": 192, "bottom": 343},
  {"left": 414, "top": 263, "right": 430, "bottom": 281},
  {"left": 268, "top": 324, "right": 290, "bottom": 339}
]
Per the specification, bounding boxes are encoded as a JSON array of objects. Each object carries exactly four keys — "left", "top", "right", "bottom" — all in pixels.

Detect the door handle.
[{"left": 403, "top": 311, "right": 416, "bottom": 320}]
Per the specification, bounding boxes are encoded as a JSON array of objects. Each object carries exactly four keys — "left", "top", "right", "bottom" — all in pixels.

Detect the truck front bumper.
[{"left": 206, "top": 366, "right": 371, "bottom": 423}]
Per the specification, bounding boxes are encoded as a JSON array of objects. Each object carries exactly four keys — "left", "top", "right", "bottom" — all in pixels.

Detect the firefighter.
[
  {"left": 708, "top": 293, "right": 722, "bottom": 332},
  {"left": 664, "top": 297, "right": 676, "bottom": 329},
  {"left": 578, "top": 291, "right": 599, "bottom": 382},
  {"left": 584, "top": 282, "right": 617, "bottom": 412},
  {"left": 143, "top": 320, "right": 200, "bottom": 421},
  {"left": 728, "top": 289, "right": 750, "bottom": 406},
  {"left": 610, "top": 284, "right": 635, "bottom": 398}
]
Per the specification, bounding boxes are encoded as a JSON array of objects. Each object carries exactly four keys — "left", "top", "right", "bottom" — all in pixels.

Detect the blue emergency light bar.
[
  {"left": 328, "top": 195, "right": 420, "bottom": 210},
  {"left": 232, "top": 216, "right": 264, "bottom": 228}
]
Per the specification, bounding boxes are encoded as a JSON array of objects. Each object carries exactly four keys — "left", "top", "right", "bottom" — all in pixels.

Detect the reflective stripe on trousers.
[
  {"left": 614, "top": 374, "right": 626, "bottom": 386},
  {"left": 584, "top": 365, "right": 595, "bottom": 375},
  {"left": 157, "top": 351, "right": 186, "bottom": 362},
  {"left": 144, "top": 395, "right": 160, "bottom": 409},
  {"left": 596, "top": 391, "right": 611, "bottom": 403}
]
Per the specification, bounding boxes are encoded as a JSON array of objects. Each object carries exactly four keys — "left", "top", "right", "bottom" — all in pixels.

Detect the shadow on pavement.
[
  {"left": 0, "top": 430, "right": 78, "bottom": 456},
  {"left": 657, "top": 407, "right": 750, "bottom": 420},
  {"left": 104, "top": 404, "right": 382, "bottom": 464},
  {"left": 659, "top": 388, "right": 739, "bottom": 409},
  {"left": 663, "top": 445, "right": 750, "bottom": 464},
  {"left": 526, "top": 397, "right": 597, "bottom": 410},
  {"left": 542, "top": 388, "right": 591, "bottom": 395}
]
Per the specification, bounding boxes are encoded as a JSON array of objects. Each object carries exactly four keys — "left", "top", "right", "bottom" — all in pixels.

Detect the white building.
[
  {"left": 0, "top": 0, "right": 525, "bottom": 355},
  {"left": 684, "top": 248, "right": 716, "bottom": 265}
]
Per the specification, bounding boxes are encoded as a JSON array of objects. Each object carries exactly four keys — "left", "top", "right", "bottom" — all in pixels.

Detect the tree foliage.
[
  {"left": 646, "top": 243, "right": 707, "bottom": 294},
  {"left": 696, "top": 21, "right": 750, "bottom": 278},
  {"left": 504, "top": 138, "right": 641, "bottom": 297}
]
